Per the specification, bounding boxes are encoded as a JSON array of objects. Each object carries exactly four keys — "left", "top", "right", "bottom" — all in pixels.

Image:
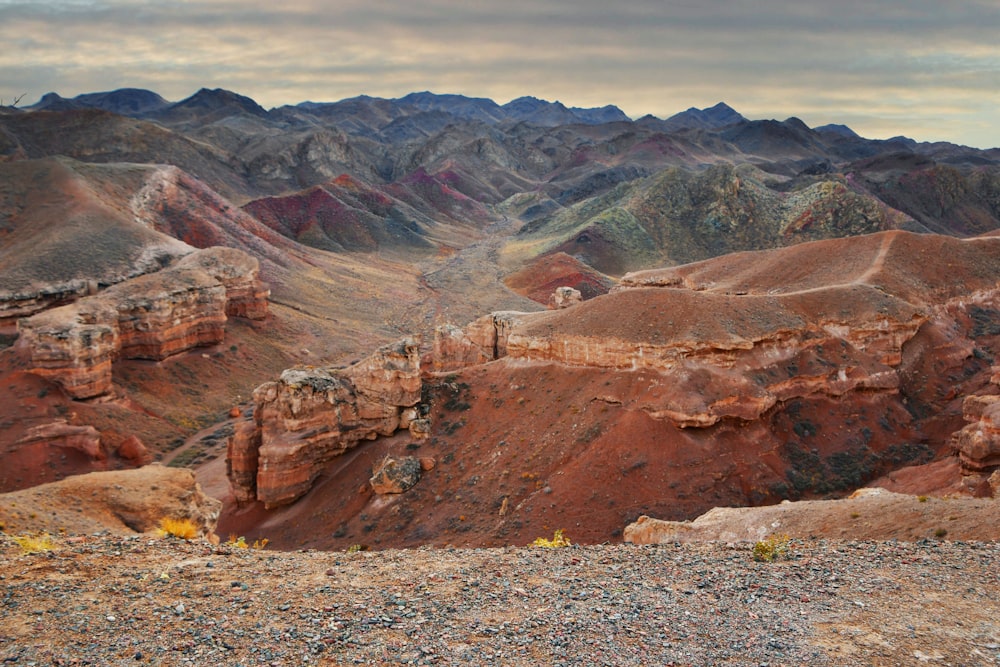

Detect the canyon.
[
  {"left": 1, "top": 89, "right": 999, "bottom": 549},
  {"left": 221, "top": 230, "right": 1000, "bottom": 548}
]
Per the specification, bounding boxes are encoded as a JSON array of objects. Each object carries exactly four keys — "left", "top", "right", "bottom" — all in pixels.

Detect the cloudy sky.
[{"left": 3, "top": 0, "right": 999, "bottom": 148}]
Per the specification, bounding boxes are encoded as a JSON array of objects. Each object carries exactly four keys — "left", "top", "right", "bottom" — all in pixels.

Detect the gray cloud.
[{"left": 2, "top": 0, "right": 998, "bottom": 147}]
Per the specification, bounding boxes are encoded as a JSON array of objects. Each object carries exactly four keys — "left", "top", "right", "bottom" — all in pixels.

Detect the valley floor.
[{"left": 1, "top": 535, "right": 997, "bottom": 666}]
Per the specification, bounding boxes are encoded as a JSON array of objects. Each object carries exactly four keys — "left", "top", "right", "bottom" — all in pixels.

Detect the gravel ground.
[{"left": 1, "top": 536, "right": 998, "bottom": 666}]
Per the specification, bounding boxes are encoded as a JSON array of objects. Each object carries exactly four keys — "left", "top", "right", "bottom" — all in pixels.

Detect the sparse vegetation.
[
  {"left": 530, "top": 529, "right": 571, "bottom": 548},
  {"left": 10, "top": 533, "right": 56, "bottom": 555},
  {"left": 157, "top": 517, "right": 199, "bottom": 540},
  {"left": 226, "top": 534, "right": 269, "bottom": 549},
  {"left": 752, "top": 534, "right": 791, "bottom": 562}
]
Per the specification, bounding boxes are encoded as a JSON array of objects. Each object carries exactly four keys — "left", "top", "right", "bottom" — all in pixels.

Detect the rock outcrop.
[
  {"left": 227, "top": 337, "right": 422, "bottom": 508},
  {"left": 954, "top": 393, "right": 1000, "bottom": 473},
  {"left": 17, "top": 421, "right": 104, "bottom": 461},
  {"left": 17, "top": 247, "right": 268, "bottom": 399},
  {"left": 622, "top": 487, "right": 1000, "bottom": 543},
  {"left": 548, "top": 286, "right": 582, "bottom": 309},
  {"left": 433, "top": 231, "right": 1000, "bottom": 431},
  {"left": 0, "top": 465, "right": 221, "bottom": 538}
]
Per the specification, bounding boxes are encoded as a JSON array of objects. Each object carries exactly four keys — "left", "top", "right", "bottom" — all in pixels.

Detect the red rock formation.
[
  {"left": 15, "top": 300, "right": 120, "bottom": 399},
  {"left": 17, "top": 421, "right": 104, "bottom": 461},
  {"left": 952, "top": 369, "right": 1000, "bottom": 483},
  {"left": 228, "top": 337, "right": 422, "bottom": 508},
  {"left": 17, "top": 247, "right": 268, "bottom": 399},
  {"left": 432, "top": 232, "right": 1000, "bottom": 433},
  {"left": 113, "top": 268, "right": 227, "bottom": 360},
  {"left": 220, "top": 231, "right": 1000, "bottom": 549},
  {"left": 175, "top": 247, "right": 269, "bottom": 320}
]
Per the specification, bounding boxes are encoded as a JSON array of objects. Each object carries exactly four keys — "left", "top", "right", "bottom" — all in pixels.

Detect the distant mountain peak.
[
  {"left": 174, "top": 88, "right": 268, "bottom": 116},
  {"left": 815, "top": 123, "right": 860, "bottom": 139},
  {"left": 665, "top": 102, "right": 746, "bottom": 130}
]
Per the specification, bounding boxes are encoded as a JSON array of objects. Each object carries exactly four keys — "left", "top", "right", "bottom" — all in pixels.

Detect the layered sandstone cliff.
[
  {"left": 227, "top": 337, "right": 422, "bottom": 508},
  {"left": 951, "top": 368, "right": 1000, "bottom": 488},
  {"left": 17, "top": 247, "right": 268, "bottom": 399},
  {"left": 433, "top": 231, "right": 1000, "bottom": 431},
  {"left": 434, "top": 286, "right": 922, "bottom": 428}
]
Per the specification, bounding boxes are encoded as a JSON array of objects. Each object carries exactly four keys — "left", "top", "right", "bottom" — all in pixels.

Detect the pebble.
[{"left": 1, "top": 537, "right": 997, "bottom": 666}]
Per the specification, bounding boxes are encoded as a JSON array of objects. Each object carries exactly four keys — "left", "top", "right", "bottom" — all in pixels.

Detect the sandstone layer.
[
  {"left": 951, "top": 368, "right": 1000, "bottom": 491},
  {"left": 0, "top": 157, "right": 194, "bottom": 324},
  {"left": 227, "top": 337, "right": 422, "bottom": 508},
  {"left": 17, "top": 247, "right": 267, "bottom": 399},
  {"left": 435, "top": 231, "right": 1000, "bottom": 431}
]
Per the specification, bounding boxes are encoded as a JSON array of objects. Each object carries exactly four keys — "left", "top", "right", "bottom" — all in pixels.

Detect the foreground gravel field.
[{"left": 1, "top": 535, "right": 998, "bottom": 666}]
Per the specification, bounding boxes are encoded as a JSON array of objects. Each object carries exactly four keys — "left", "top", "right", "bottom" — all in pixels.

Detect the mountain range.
[{"left": 1, "top": 87, "right": 999, "bottom": 551}]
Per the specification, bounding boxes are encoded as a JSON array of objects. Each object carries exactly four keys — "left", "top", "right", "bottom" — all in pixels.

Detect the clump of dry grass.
[
  {"left": 752, "top": 533, "right": 791, "bottom": 562},
  {"left": 225, "top": 534, "right": 269, "bottom": 549},
  {"left": 10, "top": 533, "right": 56, "bottom": 555},
  {"left": 156, "top": 517, "right": 199, "bottom": 540},
  {"left": 530, "top": 529, "right": 571, "bottom": 548}
]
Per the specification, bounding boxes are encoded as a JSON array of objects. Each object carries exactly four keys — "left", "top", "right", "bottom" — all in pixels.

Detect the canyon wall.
[
  {"left": 227, "top": 337, "right": 422, "bottom": 508},
  {"left": 17, "top": 247, "right": 268, "bottom": 399}
]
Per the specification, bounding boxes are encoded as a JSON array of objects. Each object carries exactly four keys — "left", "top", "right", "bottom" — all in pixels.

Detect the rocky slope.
[
  {"left": 624, "top": 487, "right": 1000, "bottom": 544},
  {"left": 0, "top": 465, "right": 220, "bottom": 538}
]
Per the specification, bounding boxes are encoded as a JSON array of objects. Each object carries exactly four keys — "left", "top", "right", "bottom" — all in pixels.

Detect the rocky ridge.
[
  {"left": 623, "top": 487, "right": 1000, "bottom": 544},
  {"left": 0, "top": 465, "right": 220, "bottom": 538}
]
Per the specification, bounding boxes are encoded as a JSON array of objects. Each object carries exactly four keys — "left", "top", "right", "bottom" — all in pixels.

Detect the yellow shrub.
[
  {"left": 752, "top": 533, "right": 791, "bottom": 562},
  {"left": 157, "top": 517, "right": 199, "bottom": 540},
  {"left": 531, "top": 529, "right": 571, "bottom": 548},
  {"left": 226, "top": 534, "right": 268, "bottom": 549},
  {"left": 12, "top": 533, "right": 55, "bottom": 555}
]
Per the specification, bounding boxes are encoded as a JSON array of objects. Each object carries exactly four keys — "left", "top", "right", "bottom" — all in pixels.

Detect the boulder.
[
  {"left": 548, "top": 286, "right": 582, "bottom": 309},
  {"left": 369, "top": 456, "right": 422, "bottom": 494},
  {"left": 116, "top": 435, "right": 151, "bottom": 465}
]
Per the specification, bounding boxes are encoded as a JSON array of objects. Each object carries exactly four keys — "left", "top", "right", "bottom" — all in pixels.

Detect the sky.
[{"left": 2, "top": 0, "right": 999, "bottom": 148}]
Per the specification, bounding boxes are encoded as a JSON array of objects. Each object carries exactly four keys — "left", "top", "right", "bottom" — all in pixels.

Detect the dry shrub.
[
  {"left": 11, "top": 533, "right": 55, "bottom": 555},
  {"left": 531, "top": 529, "right": 571, "bottom": 548},
  {"left": 157, "top": 517, "right": 199, "bottom": 540}
]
